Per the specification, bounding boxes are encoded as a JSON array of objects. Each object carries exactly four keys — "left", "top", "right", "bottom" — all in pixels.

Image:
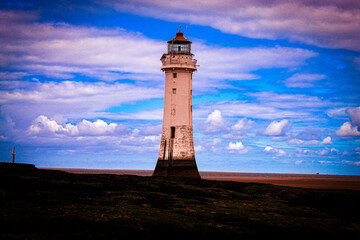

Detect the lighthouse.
[{"left": 152, "top": 28, "right": 200, "bottom": 178}]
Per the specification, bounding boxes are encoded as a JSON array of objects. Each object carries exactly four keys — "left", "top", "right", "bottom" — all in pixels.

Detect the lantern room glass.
[{"left": 168, "top": 43, "right": 191, "bottom": 54}]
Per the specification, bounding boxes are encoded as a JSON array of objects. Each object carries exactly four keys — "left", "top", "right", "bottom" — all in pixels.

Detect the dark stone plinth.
[
  {"left": 152, "top": 159, "right": 201, "bottom": 178},
  {"left": 0, "top": 162, "right": 36, "bottom": 173}
]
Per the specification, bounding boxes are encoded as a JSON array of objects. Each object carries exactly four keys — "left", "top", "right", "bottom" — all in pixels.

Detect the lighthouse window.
[
  {"left": 173, "top": 73, "right": 177, "bottom": 78},
  {"left": 171, "top": 127, "right": 175, "bottom": 138},
  {"left": 168, "top": 43, "right": 191, "bottom": 54},
  {"left": 172, "top": 88, "right": 176, "bottom": 94}
]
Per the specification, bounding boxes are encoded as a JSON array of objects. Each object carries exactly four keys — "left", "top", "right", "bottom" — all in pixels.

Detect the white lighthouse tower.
[{"left": 152, "top": 28, "right": 200, "bottom": 178}]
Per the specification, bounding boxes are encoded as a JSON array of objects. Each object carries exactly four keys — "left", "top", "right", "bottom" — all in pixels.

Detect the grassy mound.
[{"left": 1, "top": 165, "right": 360, "bottom": 239}]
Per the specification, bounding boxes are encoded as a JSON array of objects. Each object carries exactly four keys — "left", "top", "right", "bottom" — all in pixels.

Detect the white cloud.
[
  {"left": 28, "top": 115, "right": 130, "bottom": 137},
  {"left": 0, "top": 81, "right": 163, "bottom": 129},
  {"left": 218, "top": 118, "right": 254, "bottom": 140},
  {"left": 195, "top": 145, "right": 205, "bottom": 152},
  {"left": 284, "top": 73, "right": 326, "bottom": 88},
  {"left": 288, "top": 139, "right": 306, "bottom": 145},
  {"left": 205, "top": 138, "right": 222, "bottom": 146},
  {"left": 28, "top": 115, "right": 66, "bottom": 136},
  {"left": 227, "top": 141, "right": 250, "bottom": 154},
  {"left": 113, "top": 109, "right": 164, "bottom": 121},
  {"left": 0, "top": 71, "right": 30, "bottom": 80},
  {"left": 264, "top": 146, "right": 273, "bottom": 152},
  {"left": 336, "top": 107, "right": 360, "bottom": 137},
  {"left": 21, "top": 115, "right": 161, "bottom": 152},
  {"left": 232, "top": 118, "right": 254, "bottom": 131},
  {"left": 248, "top": 91, "right": 329, "bottom": 109},
  {"left": 263, "top": 146, "right": 286, "bottom": 156},
  {"left": 288, "top": 136, "right": 332, "bottom": 145},
  {"left": 326, "top": 107, "right": 348, "bottom": 118},
  {"left": 141, "top": 124, "right": 162, "bottom": 135},
  {"left": 0, "top": 10, "right": 317, "bottom": 90},
  {"left": 318, "top": 147, "right": 340, "bottom": 156},
  {"left": 0, "top": 81, "right": 162, "bottom": 106},
  {"left": 212, "top": 138, "right": 222, "bottom": 145},
  {"left": 228, "top": 141, "right": 245, "bottom": 150},
  {"left": 263, "top": 119, "right": 290, "bottom": 136},
  {"left": 204, "top": 110, "right": 228, "bottom": 133},
  {"left": 347, "top": 107, "right": 360, "bottom": 126},
  {"left": 143, "top": 135, "right": 161, "bottom": 142},
  {"left": 194, "top": 44, "right": 316, "bottom": 83},
  {"left": 195, "top": 100, "right": 309, "bottom": 121},
  {"left": 76, "top": 119, "right": 124, "bottom": 136},
  {"left": 294, "top": 147, "right": 342, "bottom": 157},
  {"left": 320, "top": 136, "right": 333, "bottom": 145},
  {"left": 289, "top": 139, "right": 318, "bottom": 145},
  {"left": 0, "top": 11, "right": 164, "bottom": 81},
  {"left": 336, "top": 122, "right": 360, "bottom": 136},
  {"left": 342, "top": 150, "right": 350, "bottom": 156},
  {"left": 0, "top": 135, "right": 8, "bottom": 141},
  {"left": 221, "top": 133, "right": 247, "bottom": 140},
  {"left": 271, "top": 133, "right": 292, "bottom": 142},
  {"left": 305, "top": 140, "right": 320, "bottom": 145},
  {"left": 295, "top": 148, "right": 311, "bottom": 155}
]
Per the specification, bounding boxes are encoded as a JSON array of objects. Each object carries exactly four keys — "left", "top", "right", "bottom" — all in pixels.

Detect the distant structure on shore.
[
  {"left": 152, "top": 27, "right": 200, "bottom": 178},
  {"left": 11, "top": 146, "right": 16, "bottom": 163}
]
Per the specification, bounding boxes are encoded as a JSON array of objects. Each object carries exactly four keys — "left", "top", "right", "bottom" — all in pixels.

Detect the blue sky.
[{"left": 0, "top": 0, "right": 359, "bottom": 174}]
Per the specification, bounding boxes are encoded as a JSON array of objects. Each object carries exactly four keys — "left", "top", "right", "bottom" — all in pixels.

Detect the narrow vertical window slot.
[{"left": 170, "top": 127, "right": 175, "bottom": 138}]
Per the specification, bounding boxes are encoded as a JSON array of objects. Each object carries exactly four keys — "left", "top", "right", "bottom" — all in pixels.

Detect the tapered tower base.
[{"left": 152, "top": 159, "right": 201, "bottom": 178}]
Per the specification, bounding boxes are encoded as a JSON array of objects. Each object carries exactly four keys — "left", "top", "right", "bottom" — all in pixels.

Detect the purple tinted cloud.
[{"left": 106, "top": 0, "right": 360, "bottom": 50}]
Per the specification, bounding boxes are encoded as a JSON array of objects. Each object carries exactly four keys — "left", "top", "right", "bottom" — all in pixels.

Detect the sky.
[{"left": 0, "top": 0, "right": 359, "bottom": 175}]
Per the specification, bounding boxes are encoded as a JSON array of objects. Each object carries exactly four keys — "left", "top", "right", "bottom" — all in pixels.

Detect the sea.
[{"left": 43, "top": 168, "right": 360, "bottom": 179}]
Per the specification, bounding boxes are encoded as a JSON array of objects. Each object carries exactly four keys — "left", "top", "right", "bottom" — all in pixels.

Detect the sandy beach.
[
  {"left": 43, "top": 168, "right": 360, "bottom": 191},
  {"left": 202, "top": 177, "right": 360, "bottom": 190}
]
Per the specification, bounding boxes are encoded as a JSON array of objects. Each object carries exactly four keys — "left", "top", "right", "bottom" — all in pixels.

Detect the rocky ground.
[{"left": 1, "top": 164, "right": 360, "bottom": 239}]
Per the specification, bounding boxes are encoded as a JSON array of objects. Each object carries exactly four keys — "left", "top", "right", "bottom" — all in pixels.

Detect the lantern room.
[{"left": 167, "top": 31, "right": 192, "bottom": 55}]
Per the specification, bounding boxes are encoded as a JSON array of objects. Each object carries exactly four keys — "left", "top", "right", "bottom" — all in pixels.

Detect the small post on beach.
[{"left": 11, "top": 146, "right": 16, "bottom": 163}]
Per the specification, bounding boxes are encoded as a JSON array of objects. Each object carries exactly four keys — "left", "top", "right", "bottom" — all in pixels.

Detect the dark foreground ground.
[{"left": 1, "top": 164, "right": 360, "bottom": 239}]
